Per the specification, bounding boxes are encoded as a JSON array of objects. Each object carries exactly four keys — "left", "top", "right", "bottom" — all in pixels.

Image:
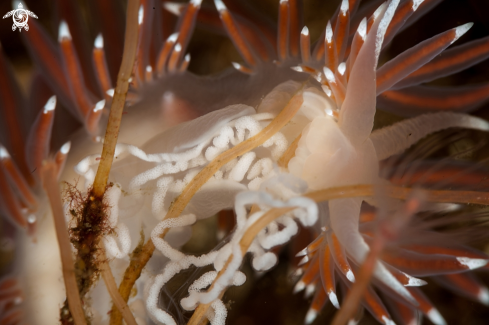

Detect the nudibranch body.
[{"left": 3, "top": 0, "right": 489, "bottom": 324}]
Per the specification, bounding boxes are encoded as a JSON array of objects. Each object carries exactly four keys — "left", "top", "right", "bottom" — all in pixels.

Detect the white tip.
[
  {"left": 216, "top": 230, "right": 225, "bottom": 240},
  {"left": 323, "top": 67, "right": 336, "bottom": 83},
  {"left": 313, "top": 72, "right": 322, "bottom": 83},
  {"left": 405, "top": 273, "right": 427, "bottom": 286},
  {"left": 337, "top": 62, "right": 346, "bottom": 75},
  {"left": 304, "top": 283, "right": 316, "bottom": 298},
  {"left": 457, "top": 257, "right": 489, "bottom": 270},
  {"left": 94, "top": 34, "right": 104, "bottom": 49},
  {"left": 454, "top": 22, "right": 473, "bottom": 41},
  {"left": 347, "top": 320, "right": 358, "bottom": 325},
  {"left": 214, "top": 0, "right": 226, "bottom": 12},
  {"left": 412, "top": 0, "right": 425, "bottom": 11},
  {"left": 329, "top": 291, "right": 340, "bottom": 309},
  {"left": 0, "top": 146, "right": 9, "bottom": 159},
  {"left": 427, "top": 308, "right": 447, "bottom": 325},
  {"left": 174, "top": 43, "right": 182, "bottom": 52},
  {"left": 232, "top": 62, "right": 242, "bottom": 70},
  {"left": 341, "top": 0, "right": 349, "bottom": 13},
  {"left": 357, "top": 17, "right": 367, "bottom": 40},
  {"left": 184, "top": 53, "right": 190, "bottom": 62},
  {"left": 382, "top": 316, "right": 397, "bottom": 325},
  {"left": 478, "top": 287, "right": 489, "bottom": 305},
  {"left": 13, "top": 295, "right": 23, "bottom": 305},
  {"left": 280, "top": 0, "right": 289, "bottom": 3},
  {"left": 301, "top": 26, "right": 309, "bottom": 36},
  {"left": 326, "top": 21, "right": 333, "bottom": 43},
  {"left": 298, "top": 255, "right": 309, "bottom": 266},
  {"left": 163, "top": 2, "right": 184, "bottom": 16},
  {"left": 376, "top": 0, "right": 400, "bottom": 58},
  {"left": 27, "top": 214, "right": 36, "bottom": 224},
  {"left": 168, "top": 32, "right": 179, "bottom": 43},
  {"left": 191, "top": 0, "right": 203, "bottom": 6},
  {"left": 373, "top": 3, "right": 387, "bottom": 21},
  {"left": 305, "top": 309, "right": 317, "bottom": 325},
  {"left": 60, "top": 141, "right": 71, "bottom": 154},
  {"left": 94, "top": 99, "right": 105, "bottom": 113},
  {"left": 106, "top": 89, "right": 115, "bottom": 97},
  {"left": 293, "top": 268, "right": 304, "bottom": 277},
  {"left": 296, "top": 248, "right": 308, "bottom": 257},
  {"left": 43, "top": 96, "right": 56, "bottom": 113},
  {"left": 138, "top": 5, "right": 144, "bottom": 25},
  {"left": 321, "top": 85, "right": 332, "bottom": 97},
  {"left": 58, "top": 21, "right": 71, "bottom": 42},
  {"left": 294, "top": 281, "right": 306, "bottom": 293},
  {"left": 146, "top": 65, "right": 153, "bottom": 73},
  {"left": 346, "top": 270, "right": 355, "bottom": 282},
  {"left": 291, "top": 65, "right": 304, "bottom": 72}
]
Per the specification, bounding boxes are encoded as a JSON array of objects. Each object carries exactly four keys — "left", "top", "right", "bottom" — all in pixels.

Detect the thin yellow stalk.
[
  {"left": 306, "top": 185, "right": 489, "bottom": 206},
  {"left": 110, "top": 239, "right": 154, "bottom": 325},
  {"left": 92, "top": 0, "right": 141, "bottom": 198},
  {"left": 41, "top": 162, "right": 87, "bottom": 325},
  {"left": 277, "top": 134, "right": 301, "bottom": 167},
  {"left": 99, "top": 249, "right": 138, "bottom": 325}
]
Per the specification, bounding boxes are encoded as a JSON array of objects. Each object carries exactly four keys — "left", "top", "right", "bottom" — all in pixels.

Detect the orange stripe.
[
  {"left": 382, "top": 0, "right": 414, "bottom": 46},
  {"left": 306, "top": 235, "right": 324, "bottom": 255},
  {"left": 278, "top": 0, "right": 289, "bottom": 61},
  {"left": 402, "top": 244, "right": 488, "bottom": 260},
  {"left": 0, "top": 163, "right": 26, "bottom": 228},
  {"left": 363, "top": 286, "right": 391, "bottom": 323},
  {"left": 0, "top": 52, "right": 31, "bottom": 185},
  {"left": 381, "top": 84, "right": 489, "bottom": 110},
  {"left": 389, "top": 166, "right": 489, "bottom": 189},
  {"left": 377, "top": 28, "right": 457, "bottom": 91},
  {"left": 1, "top": 158, "right": 37, "bottom": 209},
  {"left": 26, "top": 107, "right": 55, "bottom": 174},
  {"left": 320, "top": 244, "right": 336, "bottom": 295},
  {"left": 175, "top": 1, "right": 200, "bottom": 61},
  {"left": 334, "top": 8, "right": 350, "bottom": 62},
  {"left": 442, "top": 273, "right": 481, "bottom": 298},
  {"left": 288, "top": 0, "right": 301, "bottom": 57},
  {"left": 156, "top": 35, "right": 177, "bottom": 75},
  {"left": 382, "top": 249, "right": 473, "bottom": 275},
  {"left": 220, "top": 8, "right": 257, "bottom": 67},
  {"left": 24, "top": 20, "right": 71, "bottom": 103},
  {"left": 301, "top": 255, "right": 320, "bottom": 285},
  {"left": 311, "top": 285, "right": 327, "bottom": 311},
  {"left": 300, "top": 28, "right": 310, "bottom": 62},
  {"left": 60, "top": 38, "right": 93, "bottom": 117},
  {"left": 331, "top": 233, "right": 353, "bottom": 278},
  {"left": 388, "top": 298, "right": 416, "bottom": 324},
  {"left": 405, "top": 36, "right": 489, "bottom": 81},
  {"left": 93, "top": 48, "right": 112, "bottom": 93},
  {"left": 408, "top": 287, "right": 435, "bottom": 314}
]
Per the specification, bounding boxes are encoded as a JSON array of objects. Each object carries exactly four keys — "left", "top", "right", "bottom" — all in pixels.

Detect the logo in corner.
[{"left": 3, "top": 2, "right": 38, "bottom": 32}]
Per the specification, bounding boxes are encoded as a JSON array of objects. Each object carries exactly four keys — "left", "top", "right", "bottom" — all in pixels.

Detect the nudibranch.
[{"left": 2, "top": 0, "right": 489, "bottom": 324}]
